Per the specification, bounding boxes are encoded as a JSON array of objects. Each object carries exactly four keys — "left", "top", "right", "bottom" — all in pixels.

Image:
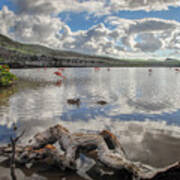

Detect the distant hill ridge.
[
  {"left": 0, "top": 34, "right": 99, "bottom": 58},
  {"left": 0, "top": 34, "right": 180, "bottom": 68},
  {"left": 0, "top": 33, "right": 120, "bottom": 67}
]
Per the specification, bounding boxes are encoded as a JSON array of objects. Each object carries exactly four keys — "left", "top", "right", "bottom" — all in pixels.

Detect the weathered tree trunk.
[{"left": 0, "top": 124, "right": 180, "bottom": 180}]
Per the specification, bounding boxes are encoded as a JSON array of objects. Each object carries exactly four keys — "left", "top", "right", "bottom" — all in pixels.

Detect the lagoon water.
[{"left": 0, "top": 67, "right": 180, "bottom": 179}]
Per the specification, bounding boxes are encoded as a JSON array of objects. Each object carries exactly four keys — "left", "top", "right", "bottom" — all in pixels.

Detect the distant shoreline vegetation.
[{"left": 0, "top": 34, "right": 180, "bottom": 68}]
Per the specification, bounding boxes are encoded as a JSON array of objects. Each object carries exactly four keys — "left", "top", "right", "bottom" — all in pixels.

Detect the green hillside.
[{"left": 0, "top": 34, "right": 180, "bottom": 68}]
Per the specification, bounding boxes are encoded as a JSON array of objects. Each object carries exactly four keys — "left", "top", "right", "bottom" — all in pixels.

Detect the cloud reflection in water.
[{"left": 0, "top": 68, "right": 180, "bottom": 167}]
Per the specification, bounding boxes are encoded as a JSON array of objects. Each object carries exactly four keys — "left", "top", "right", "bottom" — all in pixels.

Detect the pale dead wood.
[{"left": 0, "top": 124, "right": 179, "bottom": 180}]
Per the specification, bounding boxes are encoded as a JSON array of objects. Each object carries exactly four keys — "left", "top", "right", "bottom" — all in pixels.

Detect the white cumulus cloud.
[
  {"left": 0, "top": 0, "right": 180, "bottom": 59},
  {"left": 12, "top": 0, "right": 180, "bottom": 16}
]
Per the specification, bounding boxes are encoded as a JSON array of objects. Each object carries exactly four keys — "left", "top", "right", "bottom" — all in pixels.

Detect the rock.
[
  {"left": 67, "top": 98, "right": 81, "bottom": 106},
  {"left": 96, "top": 101, "right": 107, "bottom": 105}
]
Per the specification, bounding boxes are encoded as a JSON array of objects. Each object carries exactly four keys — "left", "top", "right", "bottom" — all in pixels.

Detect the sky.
[{"left": 0, "top": 0, "right": 180, "bottom": 60}]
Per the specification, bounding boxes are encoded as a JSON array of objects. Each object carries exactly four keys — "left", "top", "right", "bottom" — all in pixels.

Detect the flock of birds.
[
  {"left": 51, "top": 67, "right": 180, "bottom": 86},
  {"left": 52, "top": 67, "right": 109, "bottom": 107},
  {"left": 53, "top": 67, "right": 110, "bottom": 84},
  {"left": 39, "top": 66, "right": 180, "bottom": 107}
]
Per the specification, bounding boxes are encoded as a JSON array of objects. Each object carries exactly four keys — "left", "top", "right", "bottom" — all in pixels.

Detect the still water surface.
[{"left": 0, "top": 67, "right": 180, "bottom": 179}]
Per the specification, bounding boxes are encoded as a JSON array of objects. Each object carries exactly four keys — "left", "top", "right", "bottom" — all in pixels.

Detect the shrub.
[{"left": 0, "top": 65, "right": 17, "bottom": 86}]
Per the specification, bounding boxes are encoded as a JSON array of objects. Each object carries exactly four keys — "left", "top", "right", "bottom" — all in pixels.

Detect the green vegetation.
[
  {"left": 0, "top": 65, "right": 17, "bottom": 87},
  {"left": 0, "top": 34, "right": 180, "bottom": 68}
]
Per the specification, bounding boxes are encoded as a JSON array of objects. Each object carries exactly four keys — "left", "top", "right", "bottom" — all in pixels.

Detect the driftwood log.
[{"left": 0, "top": 124, "right": 180, "bottom": 180}]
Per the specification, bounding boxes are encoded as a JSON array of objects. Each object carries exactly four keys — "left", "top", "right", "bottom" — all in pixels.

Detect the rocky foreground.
[{"left": 0, "top": 124, "right": 180, "bottom": 180}]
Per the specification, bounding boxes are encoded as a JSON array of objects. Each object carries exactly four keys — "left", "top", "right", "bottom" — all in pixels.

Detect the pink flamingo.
[
  {"left": 54, "top": 71, "right": 63, "bottom": 76},
  {"left": 54, "top": 71, "right": 66, "bottom": 79},
  {"left": 94, "top": 67, "right": 100, "bottom": 71}
]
